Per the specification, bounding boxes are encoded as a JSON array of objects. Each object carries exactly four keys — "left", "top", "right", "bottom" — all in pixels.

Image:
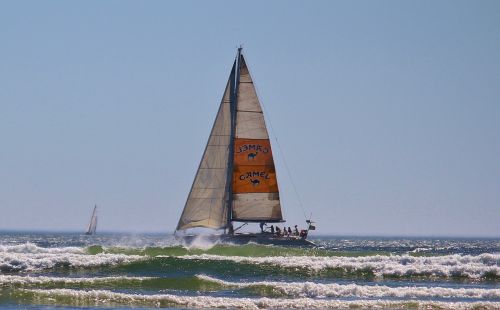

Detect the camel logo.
[
  {"left": 239, "top": 171, "right": 270, "bottom": 187},
  {"left": 248, "top": 152, "right": 258, "bottom": 160},
  {"left": 236, "top": 144, "right": 269, "bottom": 161}
]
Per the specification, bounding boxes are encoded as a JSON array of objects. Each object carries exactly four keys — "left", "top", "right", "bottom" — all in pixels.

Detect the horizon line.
[{"left": 0, "top": 229, "right": 498, "bottom": 239}]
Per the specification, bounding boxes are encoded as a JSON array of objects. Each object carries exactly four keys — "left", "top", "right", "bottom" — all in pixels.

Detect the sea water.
[{"left": 0, "top": 232, "right": 498, "bottom": 309}]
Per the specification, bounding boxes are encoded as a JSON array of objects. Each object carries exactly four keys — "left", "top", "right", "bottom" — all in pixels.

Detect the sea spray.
[{"left": 183, "top": 234, "right": 220, "bottom": 251}]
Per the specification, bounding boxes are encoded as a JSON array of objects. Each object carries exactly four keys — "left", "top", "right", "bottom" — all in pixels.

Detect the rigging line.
[
  {"left": 272, "top": 135, "right": 308, "bottom": 220},
  {"left": 243, "top": 53, "right": 308, "bottom": 221}
]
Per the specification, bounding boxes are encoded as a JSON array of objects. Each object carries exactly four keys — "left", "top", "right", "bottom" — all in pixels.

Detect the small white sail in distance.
[{"left": 85, "top": 205, "right": 97, "bottom": 235}]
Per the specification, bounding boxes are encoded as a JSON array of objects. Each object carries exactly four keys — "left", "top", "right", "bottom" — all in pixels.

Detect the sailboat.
[
  {"left": 175, "top": 48, "right": 316, "bottom": 247},
  {"left": 85, "top": 205, "right": 98, "bottom": 235}
]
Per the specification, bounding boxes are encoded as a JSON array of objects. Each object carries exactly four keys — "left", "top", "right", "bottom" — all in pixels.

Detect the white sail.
[
  {"left": 231, "top": 55, "right": 282, "bottom": 222},
  {"left": 176, "top": 63, "right": 235, "bottom": 230},
  {"left": 85, "top": 205, "right": 97, "bottom": 235},
  {"left": 235, "top": 56, "right": 269, "bottom": 140}
]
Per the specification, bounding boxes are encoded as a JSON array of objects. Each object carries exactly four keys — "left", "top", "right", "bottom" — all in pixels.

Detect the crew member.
[{"left": 259, "top": 221, "right": 265, "bottom": 233}]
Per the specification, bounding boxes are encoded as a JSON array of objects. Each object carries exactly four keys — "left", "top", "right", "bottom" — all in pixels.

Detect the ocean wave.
[
  {"left": 87, "top": 243, "right": 335, "bottom": 258},
  {"left": 5, "top": 274, "right": 499, "bottom": 299},
  {"left": 0, "top": 242, "right": 85, "bottom": 254},
  {"left": 196, "top": 274, "right": 500, "bottom": 299},
  {"left": 0, "top": 274, "right": 221, "bottom": 291},
  {"left": 177, "top": 253, "right": 500, "bottom": 280},
  {"left": 0, "top": 252, "right": 145, "bottom": 273},
  {"left": 0, "top": 274, "right": 153, "bottom": 285},
  {"left": 18, "top": 289, "right": 500, "bottom": 309},
  {"left": 1, "top": 242, "right": 498, "bottom": 280},
  {"left": 85, "top": 242, "right": 500, "bottom": 259}
]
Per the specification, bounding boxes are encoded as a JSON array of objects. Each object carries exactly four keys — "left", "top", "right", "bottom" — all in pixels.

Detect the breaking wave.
[
  {"left": 6, "top": 274, "right": 497, "bottom": 299},
  {"left": 0, "top": 243, "right": 145, "bottom": 273},
  {"left": 0, "top": 243, "right": 85, "bottom": 254},
  {"left": 0, "top": 275, "right": 220, "bottom": 291},
  {"left": 86, "top": 243, "right": 336, "bottom": 257},
  {"left": 177, "top": 253, "right": 500, "bottom": 280},
  {"left": 0, "top": 275, "right": 152, "bottom": 287},
  {"left": 2, "top": 243, "right": 498, "bottom": 281},
  {"left": 195, "top": 274, "right": 500, "bottom": 299},
  {"left": 17, "top": 289, "right": 500, "bottom": 309}
]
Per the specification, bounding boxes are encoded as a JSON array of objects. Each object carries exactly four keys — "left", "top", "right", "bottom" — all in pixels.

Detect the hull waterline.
[{"left": 177, "top": 233, "right": 316, "bottom": 247}]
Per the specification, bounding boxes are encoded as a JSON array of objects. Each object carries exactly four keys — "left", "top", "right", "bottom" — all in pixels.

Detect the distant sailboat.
[
  {"left": 175, "top": 48, "right": 316, "bottom": 246},
  {"left": 85, "top": 205, "right": 97, "bottom": 235}
]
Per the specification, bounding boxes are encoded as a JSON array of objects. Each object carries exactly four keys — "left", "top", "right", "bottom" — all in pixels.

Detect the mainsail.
[
  {"left": 231, "top": 56, "right": 282, "bottom": 222},
  {"left": 176, "top": 49, "right": 283, "bottom": 232},
  {"left": 85, "top": 205, "right": 98, "bottom": 235}
]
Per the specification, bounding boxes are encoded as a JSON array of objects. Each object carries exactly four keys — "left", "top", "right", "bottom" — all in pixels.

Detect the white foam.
[
  {"left": 0, "top": 275, "right": 154, "bottom": 285},
  {"left": 196, "top": 274, "right": 500, "bottom": 299},
  {"left": 25, "top": 288, "right": 500, "bottom": 309},
  {"left": 178, "top": 253, "right": 500, "bottom": 279},
  {"left": 0, "top": 252, "right": 145, "bottom": 272},
  {"left": 0, "top": 242, "right": 85, "bottom": 254}
]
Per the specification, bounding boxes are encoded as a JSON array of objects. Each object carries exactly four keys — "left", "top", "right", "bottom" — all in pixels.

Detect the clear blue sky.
[{"left": 1, "top": 1, "right": 499, "bottom": 236}]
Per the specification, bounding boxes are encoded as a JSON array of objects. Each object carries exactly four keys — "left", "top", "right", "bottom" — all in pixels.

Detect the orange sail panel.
[
  {"left": 233, "top": 166, "right": 278, "bottom": 193},
  {"left": 233, "top": 138, "right": 277, "bottom": 194},
  {"left": 234, "top": 139, "right": 274, "bottom": 166}
]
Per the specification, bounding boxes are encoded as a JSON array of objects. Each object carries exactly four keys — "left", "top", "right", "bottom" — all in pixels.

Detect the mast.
[{"left": 225, "top": 47, "right": 243, "bottom": 232}]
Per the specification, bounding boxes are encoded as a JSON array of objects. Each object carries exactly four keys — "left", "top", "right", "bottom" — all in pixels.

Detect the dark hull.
[{"left": 178, "top": 233, "right": 316, "bottom": 247}]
